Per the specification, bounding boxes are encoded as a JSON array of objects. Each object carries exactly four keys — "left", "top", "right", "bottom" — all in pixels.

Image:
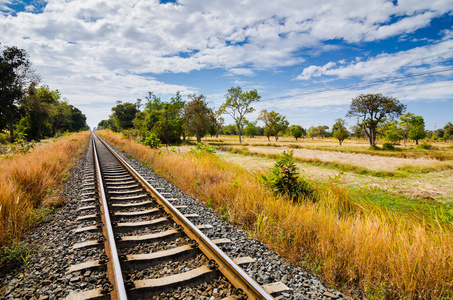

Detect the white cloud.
[
  {"left": 228, "top": 68, "right": 256, "bottom": 76},
  {"left": 0, "top": 0, "right": 451, "bottom": 127},
  {"left": 297, "top": 39, "right": 453, "bottom": 81}
]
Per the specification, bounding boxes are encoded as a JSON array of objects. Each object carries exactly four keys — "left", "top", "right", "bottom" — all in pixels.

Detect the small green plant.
[
  {"left": 0, "top": 241, "right": 33, "bottom": 268},
  {"left": 143, "top": 133, "right": 160, "bottom": 148},
  {"left": 382, "top": 143, "right": 395, "bottom": 150},
  {"left": 417, "top": 143, "right": 432, "bottom": 150},
  {"left": 189, "top": 143, "right": 216, "bottom": 156},
  {"left": 262, "top": 150, "right": 313, "bottom": 201},
  {"left": 2, "top": 135, "right": 35, "bottom": 158}
]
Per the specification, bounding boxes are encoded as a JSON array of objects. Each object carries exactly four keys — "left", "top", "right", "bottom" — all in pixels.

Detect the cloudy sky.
[{"left": 1, "top": 0, "right": 452, "bottom": 130}]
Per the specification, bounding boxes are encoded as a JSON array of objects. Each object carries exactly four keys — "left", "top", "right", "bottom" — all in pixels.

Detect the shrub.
[
  {"left": 262, "top": 150, "right": 312, "bottom": 201},
  {"left": 0, "top": 241, "right": 32, "bottom": 268},
  {"left": 382, "top": 142, "right": 395, "bottom": 150},
  {"left": 143, "top": 133, "right": 160, "bottom": 148},
  {"left": 189, "top": 143, "right": 216, "bottom": 156},
  {"left": 417, "top": 143, "right": 432, "bottom": 150}
]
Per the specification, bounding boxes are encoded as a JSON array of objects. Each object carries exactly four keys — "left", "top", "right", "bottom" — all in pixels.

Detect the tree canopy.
[
  {"left": 183, "top": 94, "right": 213, "bottom": 143},
  {"left": 0, "top": 45, "right": 35, "bottom": 140},
  {"left": 332, "top": 118, "right": 349, "bottom": 145},
  {"left": 219, "top": 86, "right": 260, "bottom": 143},
  {"left": 346, "top": 93, "right": 406, "bottom": 146},
  {"left": 258, "top": 110, "right": 289, "bottom": 141}
]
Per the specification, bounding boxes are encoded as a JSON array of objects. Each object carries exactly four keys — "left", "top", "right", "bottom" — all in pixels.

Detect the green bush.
[
  {"left": 417, "top": 143, "right": 432, "bottom": 150},
  {"left": 0, "top": 241, "right": 32, "bottom": 268},
  {"left": 189, "top": 143, "right": 216, "bottom": 157},
  {"left": 382, "top": 143, "right": 395, "bottom": 150},
  {"left": 142, "top": 133, "right": 160, "bottom": 148},
  {"left": 262, "top": 150, "right": 313, "bottom": 202}
]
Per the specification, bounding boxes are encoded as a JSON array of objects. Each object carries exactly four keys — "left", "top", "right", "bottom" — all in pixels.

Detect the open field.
[
  {"left": 167, "top": 136, "right": 453, "bottom": 202},
  {"left": 99, "top": 130, "right": 453, "bottom": 299}
]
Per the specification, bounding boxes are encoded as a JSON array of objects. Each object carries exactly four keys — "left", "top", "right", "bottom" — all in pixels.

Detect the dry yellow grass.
[
  {"left": 0, "top": 132, "right": 90, "bottom": 248},
  {"left": 99, "top": 130, "right": 453, "bottom": 299}
]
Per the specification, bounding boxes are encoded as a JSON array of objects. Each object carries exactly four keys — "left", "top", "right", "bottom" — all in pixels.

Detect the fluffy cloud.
[
  {"left": 1, "top": 0, "right": 451, "bottom": 127},
  {"left": 2, "top": 0, "right": 451, "bottom": 75},
  {"left": 297, "top": 38, "right": 453, "bottom": 81}
]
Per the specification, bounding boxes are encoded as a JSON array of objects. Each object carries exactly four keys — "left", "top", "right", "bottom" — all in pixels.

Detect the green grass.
[{"left": 351, "top": 188, "right": 453, "bottom": 225}]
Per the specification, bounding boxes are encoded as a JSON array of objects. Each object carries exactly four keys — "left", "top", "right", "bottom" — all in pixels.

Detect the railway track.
[{"left": 66, "top": 133, "right": 289, "bottom": 299}]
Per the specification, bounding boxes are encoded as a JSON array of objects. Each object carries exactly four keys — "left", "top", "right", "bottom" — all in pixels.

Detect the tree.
[
  {"left": 443, "top": 122, "right": 453, "bottom": 141},
  {"left": 110, "top": 101, "right": 139, "bottom": 131},
  {"left": 183, "top": 94, "right": 212, "bottom": 143},
  {"left": 17, "top": 84, "right": 59, "bottom": 141},
  {"left": 70, "top": 105, "right": 89, "bottom": 131},
  {"left": 351, "top": 122, "right": 364, "bottom": 142},
  {"left": 219, "top": 86, "right": 260, "bottom": 143},
  {"left": 317, "top": 125, "right": 329, "bottom": 139},
  {"left": 289, "top": 125, "right": 304, "bottom": 141},
  {"left": 408, "top": 116, "right": 426, "bottom": 145},
  {"left": 346, "top": 93, "right": 406, "bottom": 146},
  {"left": 307, "top": 126, "right": 317, "bottom": 140},
  {"left": 244, "top": 120, "right": 258, "bottom": 137},
  {"left": 98, "top": 119, "right": 111, "bottom": 130},
  {"left": 258, "top": 110, "right": 289, "bottom": 141},
  {"left": 332, "top": 118, "right": 349, "bottom": 145},
  {"left": 381, "top": 119, "right": 402, "bottom": 144},
  {"left": 399, "top": 112, "right": 414, "bottom": 147},
  {"left": 213, "top": 111, "right": 224, "bottom": 138},
  {"left": 0, "top": 45, "right": 36, "bottom": 141}
]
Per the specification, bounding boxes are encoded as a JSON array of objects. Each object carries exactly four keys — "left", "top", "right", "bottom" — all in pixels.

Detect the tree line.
[
  {"left": 0, "top": 44, "right": 89, "bottom": 143},
  {"left": 98, "top": 88, "right": 453, "bottom": 147}
]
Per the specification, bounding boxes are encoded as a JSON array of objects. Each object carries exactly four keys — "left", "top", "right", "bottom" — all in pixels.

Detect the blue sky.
[{"left": 1, "top": 0, "right": 452, "bottom": 130}]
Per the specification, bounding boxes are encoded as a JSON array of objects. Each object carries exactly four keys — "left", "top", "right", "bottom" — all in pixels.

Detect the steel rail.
[
  {"left": 94, "top": 132, "right": 274, "bottom": 300},
  {"left": 92, "top": 134, "right": 128, "bottom": 300}
]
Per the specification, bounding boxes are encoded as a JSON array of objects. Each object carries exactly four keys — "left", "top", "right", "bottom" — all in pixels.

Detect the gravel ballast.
[{"left": 0, "top": 140, "right": 347, "bottom": 300}]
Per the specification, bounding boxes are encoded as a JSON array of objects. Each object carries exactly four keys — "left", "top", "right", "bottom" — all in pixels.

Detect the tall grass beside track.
[
  {"left": 98, "top": 130, "right": 453, "bottom": 299},
  {"left": 0, "top": 132, "right": 90, "bottom": 250}
]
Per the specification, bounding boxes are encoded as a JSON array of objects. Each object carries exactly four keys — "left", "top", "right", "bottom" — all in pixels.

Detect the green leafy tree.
[
  {"left": 346, "top": 93, "right": 406, "bottom": 146},
  {"left": 332, "top": 118, "right": 349, "bottom": 145},
  {"left": 219, "top": 86, "right": 260, "bottom": 143},
  {"left": 183, "top": 94, "right": 212, "bottom": 143},
  {"left": 110, "top": 101, "right": 139, "bottom": 131},
  {"left": 223, "top": 124, "right": 236, "bottom": 135},
  {"left": 244, "top": 120, "right": 258, "bottom": 137},
  {"left": 307, "top": 126, "right": 317, "bottom": 140},
  {"left": 317, "top": 125, "right": 329, "bottom": 139},
  {"left": 381, "top": 120, "right": 402, "bottom": 144},
  {"left": 70, "top": 105, "right": 89, "bottom": 131},
  {"left": 258, "top": 110, "right": 289, "bottom": 141},
  {"left": 17, "top": 84, "right": 59, "bottom": 141},
  {"left": 408, "top": 116, "right": 426, "bottom": 145},
  {"left": 0, "top": 45, "right": 36, "bottom": 141},
  {"left": 134, "top": 92, "right": 185, "bottom": 144},
  {"left": 97, "top": 119, "right": 111, "bottom": 130},
  {"left": 444, "top": 122, "right": 453, "bottom": 141},
  {"left": 289, "top": 125, "right": 304, "bottom": 141},
  {"left": 213, "top": 111, "right": 224, "bottom": 138},
  {"left": 399, "top": 112, "right": 414, "bottom": 147}
]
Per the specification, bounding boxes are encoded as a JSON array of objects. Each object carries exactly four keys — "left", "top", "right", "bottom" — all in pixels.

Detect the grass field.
[
  {"left": 0, "top": 132, "right": 90, "bottom": 267},
  {"left": 99, "top": 130, "right": 453, "bottom": 299}
]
